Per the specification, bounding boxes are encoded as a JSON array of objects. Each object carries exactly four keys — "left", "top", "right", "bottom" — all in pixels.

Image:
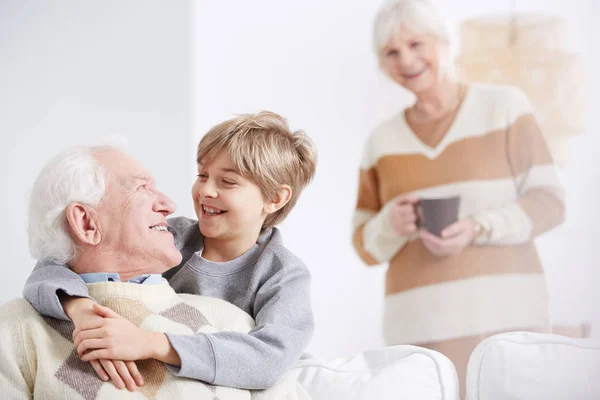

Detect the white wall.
[
  {"left": 0, "top": 1, "right": 191, "bottom": 304},
  {"left": 1, "top": 0, "right": 597, "bottom": 361},
  {"left": 193, "top": 0, "right": 408, "bottom": 358},
  {"left": 193, "top": 0, "right": 599, "bottom": 358}
]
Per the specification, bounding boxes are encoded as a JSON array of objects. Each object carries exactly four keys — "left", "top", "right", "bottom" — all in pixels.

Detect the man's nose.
[{"left": 155, "top": 190, "right": 176, "bottom": 216}]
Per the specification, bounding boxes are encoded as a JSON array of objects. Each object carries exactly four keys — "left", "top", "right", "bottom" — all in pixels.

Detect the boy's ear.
[
  {"left": 65, "top": 203, "right": 102, "bottom": 246},
  {"left": 264, "top": 185, "right": 292, "bottom": 214}
]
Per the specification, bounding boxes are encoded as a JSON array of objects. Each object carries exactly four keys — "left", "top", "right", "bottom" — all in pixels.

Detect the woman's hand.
[
  {"left": 63, "top": 298, "right": 144, "bottom": 391},
  {"left": 389, "top": 196, "right": 420, "bottom": 236},
  {"left": 420, "top": 218, "right": 476, "bottom": 257}
]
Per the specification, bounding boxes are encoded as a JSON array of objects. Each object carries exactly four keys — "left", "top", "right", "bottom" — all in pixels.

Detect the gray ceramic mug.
[{"left": 415, "top": 196, "right": 461, "bottom": 237}]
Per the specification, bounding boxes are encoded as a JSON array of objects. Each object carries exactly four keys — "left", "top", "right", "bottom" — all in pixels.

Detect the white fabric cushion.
[
  {"left": 466, "top": 331, "right": 600, "bottom": 400},
  {"left": 290, "top": 345, "right": 458, "bottom": 400},
  {"left": 251, "top": 371, "right": 312, "bottom": 400}
]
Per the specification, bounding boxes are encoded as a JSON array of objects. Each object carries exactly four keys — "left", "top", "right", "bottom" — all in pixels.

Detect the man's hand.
[
  {"left": 74, "top": 303, "right": 181, "bottom": 367},
  {"left": 62, "top": 297, "right": 144, "bottom": 391},
  {"left": 420, "top": 218, "right": 476, "bottom": 257}
]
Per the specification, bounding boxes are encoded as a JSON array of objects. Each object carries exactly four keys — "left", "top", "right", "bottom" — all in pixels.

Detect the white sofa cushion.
[
  {"left": 289, "top": 345, "right": 458, "bottom": 400},
  {"left": 466, "top": 331, "right": 600, "bottom": 400}
]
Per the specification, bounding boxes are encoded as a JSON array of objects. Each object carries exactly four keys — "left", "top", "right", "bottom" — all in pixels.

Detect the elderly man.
[{"left": 0, "top": 143, "right": 254, "bottom": 399}]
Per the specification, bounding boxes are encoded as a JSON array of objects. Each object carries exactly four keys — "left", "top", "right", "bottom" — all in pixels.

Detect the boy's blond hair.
[{"left": 197, "top": 111, "right": 317, "bottom": 229}]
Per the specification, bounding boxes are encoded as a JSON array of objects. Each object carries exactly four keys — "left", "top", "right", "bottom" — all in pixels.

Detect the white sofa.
[
  {"left": 466, "top": 331, "right": 600, "bottom": 400},
  {"left": 291, "top": 345, "right": 459, "bottom": 400}
]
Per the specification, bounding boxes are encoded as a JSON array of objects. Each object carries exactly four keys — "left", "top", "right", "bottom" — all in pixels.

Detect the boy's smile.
[{"left": 201, "top": 204, "right": 227, "bottom": 216}]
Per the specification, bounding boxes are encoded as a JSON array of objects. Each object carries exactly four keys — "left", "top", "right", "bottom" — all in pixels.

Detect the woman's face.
[{"left": 379, "top": 25, "right": 447, "bottom": 95}]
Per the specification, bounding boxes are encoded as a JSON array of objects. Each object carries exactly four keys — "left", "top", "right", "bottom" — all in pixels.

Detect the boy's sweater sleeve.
[
  {"left": 165, "top": 263, "right": 314, "bottom": 390},
  {"left": 22, "top": 260, "right": 91, "bottom": 321}
]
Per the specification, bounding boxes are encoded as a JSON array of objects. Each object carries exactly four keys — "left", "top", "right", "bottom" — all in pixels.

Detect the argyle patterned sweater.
[{"left": 0, "top": 281, "right": 255, "bottom": 400}]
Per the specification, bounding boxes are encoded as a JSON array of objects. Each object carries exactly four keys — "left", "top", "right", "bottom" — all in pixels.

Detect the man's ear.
[
  {"left": 65, "top": 203, "right": 101, "bottom": 246},
  {"left": 264, "top": 185, "right": 293, "bottom": 214}
]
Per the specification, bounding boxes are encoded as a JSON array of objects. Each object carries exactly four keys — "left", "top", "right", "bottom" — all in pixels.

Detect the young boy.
[{"left": 23, "top": 111, "right": 317, "bottom": 390}]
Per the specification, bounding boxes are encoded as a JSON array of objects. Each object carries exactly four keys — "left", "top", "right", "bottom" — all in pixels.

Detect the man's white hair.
[
  {"left": 28, "top": 136, "right": 128, "bottom": 264},
  {"left": 373, "top": 0, "right": 454, "bottom": 77}
]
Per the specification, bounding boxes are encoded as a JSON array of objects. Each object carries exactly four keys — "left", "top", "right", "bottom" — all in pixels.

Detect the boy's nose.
[{"left": 199, "top": 182, "right": 218, "bottom": 199}]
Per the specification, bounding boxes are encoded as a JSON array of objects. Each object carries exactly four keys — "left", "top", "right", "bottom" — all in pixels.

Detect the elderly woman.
[{"left": 351, "top": 0, "right": 565, "bottom": 396}]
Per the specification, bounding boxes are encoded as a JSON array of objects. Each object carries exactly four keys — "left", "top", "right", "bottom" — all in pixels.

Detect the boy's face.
[{"left": 192, "top": 151, "right": 270, "bottom": 246}]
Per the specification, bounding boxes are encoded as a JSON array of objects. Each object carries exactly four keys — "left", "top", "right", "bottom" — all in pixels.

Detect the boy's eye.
[
  {"left": 410, "top": 41, "right": 421, "bottom": 48},
  {"left": 222, "top": 179, "right": 237, "bottom": 186},
  {"left": 197, "top": 173, "right": 208, "bottom": 180}
]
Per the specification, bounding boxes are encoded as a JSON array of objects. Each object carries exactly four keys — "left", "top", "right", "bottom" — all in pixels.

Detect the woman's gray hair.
[
  {"left": 373, "top": 0, "right": 452, "bottom": 57},
  {"left": 28, "top": 137, "right": 128, "bottom": 264}
]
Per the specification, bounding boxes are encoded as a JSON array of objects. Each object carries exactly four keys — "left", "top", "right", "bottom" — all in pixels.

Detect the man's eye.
[
  {"left": 411, "top": 41, "right": 421, "bottom": 48},
  {"left": 137, "top": 184, "right": 147, "bottom": 190},
  {"left": 386, "top": 50, "right": 398, "bottom": 57}
]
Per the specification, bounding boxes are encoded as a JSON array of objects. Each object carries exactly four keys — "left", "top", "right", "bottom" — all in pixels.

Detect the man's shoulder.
[
  {"left": 177, "top": 293, "right": 249, "bottom": 315},
  {"left": 0, "top": 298, "right": 40, "bottom": 326},
  {"left": 176, "top": 293, "right": 255, "bottom": 331}
]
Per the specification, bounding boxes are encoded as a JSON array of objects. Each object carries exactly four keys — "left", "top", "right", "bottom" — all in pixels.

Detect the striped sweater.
[
  {"left": 352, "top": 83, "right": 565, "bottom": 345},
  {"left": 0, "top": 281, "right": 256, "bottom": 400}
]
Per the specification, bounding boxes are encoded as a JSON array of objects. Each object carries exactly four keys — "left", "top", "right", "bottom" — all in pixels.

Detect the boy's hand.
[
  {"left": 62, "top": 297, "right": 144, "bottom": 391},
  {"left": 90, "top": 359, "right": 143, "bottom": 392},
  {"left": 74, "top": 303, "right": 156, "bottom": 362}
]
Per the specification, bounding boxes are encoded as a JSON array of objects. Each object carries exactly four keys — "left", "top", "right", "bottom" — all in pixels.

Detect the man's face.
[{"left": 94, "top": 150, "right": 182, "bottom": 273}]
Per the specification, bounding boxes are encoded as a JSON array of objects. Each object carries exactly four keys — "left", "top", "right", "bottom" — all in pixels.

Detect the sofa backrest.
[
  {"left": 290, "top": 345, "right": 459, "bottom": 400},
  {"left": 466, "top": 331, "right": 600, "bottom": 400}
]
